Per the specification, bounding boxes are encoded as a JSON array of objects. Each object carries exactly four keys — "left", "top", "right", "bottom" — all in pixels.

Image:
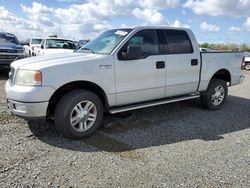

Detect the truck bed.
[{"left": 199, "top": 51, "right": 244, "bottom": 91}]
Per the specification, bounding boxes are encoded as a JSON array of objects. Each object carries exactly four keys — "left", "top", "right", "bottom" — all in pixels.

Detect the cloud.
[
  {"left": 57, "top": 0, "right": 79, "bottom": 2},
  {"left": 229, "top": 26, "right": 242, "bottom": 32},
  {"left": 21, "top": 2, "right": 55, "bottom": 28},
  {"left": 21, "top": 2, "right": 53, "bottom": 15},
  {"left": 132, "top": 0, "right": 180, "bottom": 25},
  {"left": 200, "top": 21, "right": 220, "bottom": 32},
  {"left": 0, "top": 6, "right": 19, "bottom": 22},
  {"left": 172, "top": 20, "right": 190, "bottom": 28},
  {"left": 138, "top": 0, "right": 179, "bottom": 9},
  {"left": 0, "top": 6, "right": 43, "bottom": 39},
  {"left": 38, "top": 16, "right": 55, "bottom": 27},
  {"left": 132, "top": 8, "right": 168, "bottom": 25},
  {"left": 0, "top": 1, "right": 188, "bottom": 41},
  {"left": 244, "top": 17, "right": 250, "bottom": 31},
  {"left": 183, "top": 0, "right": 250, "bottom": 17}
]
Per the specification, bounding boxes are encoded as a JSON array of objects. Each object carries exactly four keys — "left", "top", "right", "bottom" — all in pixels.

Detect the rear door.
[{"left": 163, "top": 29, "right": 201, "bottom": 97}]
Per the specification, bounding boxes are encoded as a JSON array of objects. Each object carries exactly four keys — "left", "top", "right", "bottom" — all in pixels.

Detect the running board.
[{"left": 109, "top": 94, "right": 200, "bottom": 114}]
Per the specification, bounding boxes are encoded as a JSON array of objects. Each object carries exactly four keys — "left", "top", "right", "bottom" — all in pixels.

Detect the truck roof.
[
  {"left": 30, "top": 37, "right": 42, "bottom": 39},
  {"left": 0, "top": 32, "right": 16, "bottom": 36},
  {"left": 128, "top": 26, "right": 191, "bottom": 32},
  {"left": 43, "top": 37, "right": 73, "bottom": 41}
]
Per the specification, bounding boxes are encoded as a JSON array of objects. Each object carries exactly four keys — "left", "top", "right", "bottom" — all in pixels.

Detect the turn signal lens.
[{"left": 34, "top": 71, "right": 42, "bottom": 83}]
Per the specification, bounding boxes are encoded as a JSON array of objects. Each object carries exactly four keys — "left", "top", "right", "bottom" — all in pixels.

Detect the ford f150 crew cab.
[
  {"left": 5, "top": 26, "right": 245, "bottom": 139},
  {"left": 0, "top": 32, "right": 26, "bottom": 69}
]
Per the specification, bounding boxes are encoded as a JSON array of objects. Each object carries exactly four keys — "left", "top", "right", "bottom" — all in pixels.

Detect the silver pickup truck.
[{"left": 5, "top": 26, "right": 245, "bottom": 139}]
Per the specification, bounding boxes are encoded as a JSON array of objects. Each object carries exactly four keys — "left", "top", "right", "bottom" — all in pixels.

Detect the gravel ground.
[{"left": 0, "top": 70, "right": 249, "bottom": 187}]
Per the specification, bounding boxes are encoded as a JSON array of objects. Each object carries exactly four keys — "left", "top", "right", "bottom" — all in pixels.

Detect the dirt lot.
[{"left": 0, "top": 70, "right": 249, "bottom": 187}]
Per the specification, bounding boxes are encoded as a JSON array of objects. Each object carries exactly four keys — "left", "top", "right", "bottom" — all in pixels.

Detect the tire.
[
  {"left": 54, "top": 89, "right": 103, "bottom": 139},
  {"left": 201, "top": 79, "right": 228, "bottom": 110},
  {"left": 245, "top": 63, "right": 250, "bottom": 70}
]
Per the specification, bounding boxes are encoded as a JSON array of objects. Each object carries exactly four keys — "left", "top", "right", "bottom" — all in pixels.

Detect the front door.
[{"left": 114, "top": 29, "right": 166, "bottom": 106}]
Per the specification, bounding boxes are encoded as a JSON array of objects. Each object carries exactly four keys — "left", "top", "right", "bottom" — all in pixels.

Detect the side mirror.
[
  {"left": 40, "top": 44, "right": 44, "bottom": 49},
  {"left": 122, "top": 46, "right": 141, "bottom": 60}
]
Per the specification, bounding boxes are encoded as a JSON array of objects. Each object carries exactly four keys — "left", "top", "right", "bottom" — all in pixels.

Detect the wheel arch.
[
  {"left": 210, "top": 69, "right": 231, "bottom": 85},
  {"left": 46, "top": 81, "right": 109, "bottom": 120}
]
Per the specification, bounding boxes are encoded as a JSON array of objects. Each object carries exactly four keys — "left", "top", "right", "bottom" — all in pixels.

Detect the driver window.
[
  {"left": 129, "top": 30, "right": 158, "bottom": 58},
  {"left": 118, "top": 29, "right": 159, "bottom": 60}
]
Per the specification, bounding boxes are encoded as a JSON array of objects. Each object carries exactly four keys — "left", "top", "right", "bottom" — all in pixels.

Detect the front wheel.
[
  {"left": 54, "top": 90, "right": 103, "bottom": 139},
  {"left": 201, "top": 79, "right": 228, "bottom": 110}
]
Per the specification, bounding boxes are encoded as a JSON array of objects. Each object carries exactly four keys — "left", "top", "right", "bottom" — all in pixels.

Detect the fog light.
[{"left": 14, "top": 103, "right": 27, "bottom": 113}]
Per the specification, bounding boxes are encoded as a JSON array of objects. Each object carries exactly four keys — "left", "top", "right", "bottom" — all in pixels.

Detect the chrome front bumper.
[{"left": 7, "top": 99, "right": 48, "bottom": 119}]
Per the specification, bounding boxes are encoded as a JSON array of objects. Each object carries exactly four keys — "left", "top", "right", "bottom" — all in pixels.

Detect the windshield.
[
  {"left": 31, "top": 38, "right": 42, "bottom": 45},
  {"left": 0, "top": 33, "right": 18, "bottom": 44},
  {"left": 78, "top": 29, "right": 132, "bottom": 55},
  {"left": 46, "top": 39, "right": 76, "bottom": 49}
]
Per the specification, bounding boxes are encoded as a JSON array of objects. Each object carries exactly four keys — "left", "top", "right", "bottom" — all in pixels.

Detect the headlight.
[
  {"left": 17, "top": 49, "right": 25, "bottom": 56},
  {"left": 15, "top": 70, "right": 42, "bottom": 86}
]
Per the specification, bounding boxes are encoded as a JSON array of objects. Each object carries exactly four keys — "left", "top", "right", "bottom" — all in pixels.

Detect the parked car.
[
  {"left": 78, "top": 40, "right": 90, "bottom": 47},
  {"left": 6, "top": 26, "right": 245, "bottom": 139},
  {"left": 28, "top": 38, "right": 42, "bottom": 56},
  {"left": 0, "top": 32, "right": 26, "bottom": 69},
  {"left": 35, "top": 37, "right": 77, "bottom": 56},
  {"left": 243, "top": 56, "right": 250, "bottom": 70},
  {"left": 19, "top": 40, "right": 30, "bottom": 57}
]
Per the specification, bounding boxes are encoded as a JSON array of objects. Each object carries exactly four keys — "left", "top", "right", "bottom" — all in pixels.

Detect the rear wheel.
[
  {"left": 54, "top": 90, "right": 103, "bottom": 139},
  {"left": 201, "top": 79, "right": 228, "bottom": 110}
]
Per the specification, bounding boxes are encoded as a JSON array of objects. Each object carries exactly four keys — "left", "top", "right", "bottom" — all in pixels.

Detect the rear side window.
[{"left": 164, "top": 30, "right": 193, "bottom": 54}]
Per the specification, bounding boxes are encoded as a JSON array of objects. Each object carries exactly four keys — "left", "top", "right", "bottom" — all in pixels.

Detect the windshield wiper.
[{"left": 80, "top": 47, "right": 95, "bottom": 54}]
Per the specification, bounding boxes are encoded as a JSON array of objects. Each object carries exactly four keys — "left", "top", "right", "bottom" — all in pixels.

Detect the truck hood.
[
  {"left": 11, "top": 52, "right": 107, "bottom": 70},
  {"left": 30, "top": 44, "right": 41, "bottom": 48},
  {"left": 43, "top": 49, "right": 75, "bottom": 55},
  {"left": 0, "top": 43, "right": 23, "bottom": 51}
]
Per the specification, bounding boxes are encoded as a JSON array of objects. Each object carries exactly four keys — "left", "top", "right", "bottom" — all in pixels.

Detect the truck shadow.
[
  {"left": 28, "top": 95, "right": 250, "bottom": 153},
  {"left": 0, "top": 70, "right": 9, "bottom": 80}
]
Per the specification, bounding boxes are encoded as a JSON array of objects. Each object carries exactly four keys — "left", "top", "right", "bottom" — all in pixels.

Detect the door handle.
[
  {"left": 191, "top": 59, "right": 198, "bottom": 66},
  {"left": 156, "top": 61, "right": 165, "bottom": 69}
]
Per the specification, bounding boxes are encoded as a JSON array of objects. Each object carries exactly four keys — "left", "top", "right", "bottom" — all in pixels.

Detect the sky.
[{"left": 0, "top": 0, "right": 250, "bottom": 44}]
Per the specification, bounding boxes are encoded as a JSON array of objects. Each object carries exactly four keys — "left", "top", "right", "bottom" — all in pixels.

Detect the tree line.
[{"left": 199, "top": 43, "right": 250, "bottom": 52}]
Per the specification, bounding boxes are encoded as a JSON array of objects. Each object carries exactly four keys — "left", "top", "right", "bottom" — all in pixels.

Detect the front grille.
[
  {"left": 9, "top": 68, "right": 15, "bottom": 84},
  {"left": 0, "top": 49, "right": 18, "bottom": 53},
  {"left": 0, "top": 55, "right": 17, "bottom": 60}
]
